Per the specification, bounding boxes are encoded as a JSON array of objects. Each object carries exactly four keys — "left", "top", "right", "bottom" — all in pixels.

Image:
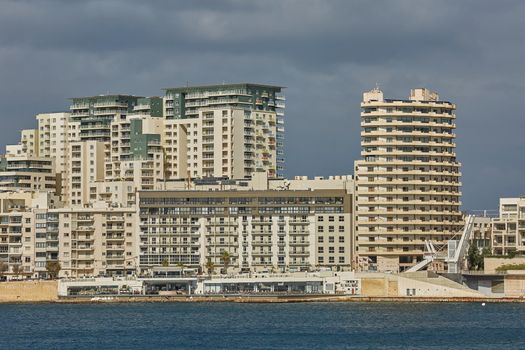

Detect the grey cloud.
[{"left": 0, "top": 0, "right": 525, "bottom": 209}]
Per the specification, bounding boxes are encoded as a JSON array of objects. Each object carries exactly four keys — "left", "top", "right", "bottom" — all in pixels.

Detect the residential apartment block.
[
  {"left": 164, "top": 83, "right": 285, "bottom": 178},
  {"left": 471, "top": 216, "right": 492, "bottom": 250},
  {"left": 138, "top": 173, "right": 353, "bottom": 274},
  {"left": 354, "top": 88, "right": 463, "bottom": 272},
  {"left": 106, "top": 114, "right": 164, "bottom": 191},
  {"left": 69, "top": 95, "right": 141, "bottom": 143},
  {"left": 0, "top": 192, "right": 59, "bottom": 279},
  {"left": 37, "top": 112, "right": 80, "bottom": 200},
  {"left": 6, "top": 129, "right": 39, "bottom": 158},
  {"left": 0, "top": 156, "right": 56, "bottom": 193},
  {"left": 68, "top": 141, "right": 105, "bottom": 207},
  {"left": 163, "top": 107, "right": 277, "bottom": 179},
  {"left": 57, "top": 207, "right": 137, "bottom": 278},
  {"left": 492, "top": 197, "right": 525, "bottom": 255}
]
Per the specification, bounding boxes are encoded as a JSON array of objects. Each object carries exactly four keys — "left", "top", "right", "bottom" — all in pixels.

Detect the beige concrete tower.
[{"left": 354, "top": 87, "right": 462, "bottom": 272}]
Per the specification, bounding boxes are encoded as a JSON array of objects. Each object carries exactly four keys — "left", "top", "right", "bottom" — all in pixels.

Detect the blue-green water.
[{"left": 0, "top": 302, "right": 523, "bottom": 349}]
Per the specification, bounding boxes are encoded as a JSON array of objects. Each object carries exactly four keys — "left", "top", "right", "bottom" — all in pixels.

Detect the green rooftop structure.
[
  {"left": 69, "top": 95, "right": 143, "bottom": 142},
  {"left": 164, "top": 83, "right": 284, "bottom": 119},
  {"left": 134, "top": 97, "right": 163, "bottom": 118}
]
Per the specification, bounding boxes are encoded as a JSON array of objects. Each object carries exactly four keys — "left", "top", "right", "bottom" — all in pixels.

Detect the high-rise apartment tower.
[{"left": 354, "top": 88, "right": 462, "bottom": 272}]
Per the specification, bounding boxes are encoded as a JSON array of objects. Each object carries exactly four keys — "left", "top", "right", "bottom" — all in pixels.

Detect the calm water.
[{"left": 0, "top": 302, "right": 523, "bottom": 349}]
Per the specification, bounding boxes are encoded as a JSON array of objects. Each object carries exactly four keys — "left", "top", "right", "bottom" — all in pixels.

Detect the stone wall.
[
  {"left": 504, "top": 272, "right": 525, "bottom": 297},
  {"left": 484, "top": 257, "right": 525, "bottom": 274},
  {"left": 0, "top": 281, "right": 58, "bottom": 302},
  {"left": 359, "top": 274, "right": 398, "bottom": 297}
]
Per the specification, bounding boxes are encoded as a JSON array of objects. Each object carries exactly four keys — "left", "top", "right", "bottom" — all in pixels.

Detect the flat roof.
[
  {"left": 164, "top": 83, "right": 285, "bottom": 92},
  {"left": 68, "top": 94, "right": 144, "bottom": 100}
]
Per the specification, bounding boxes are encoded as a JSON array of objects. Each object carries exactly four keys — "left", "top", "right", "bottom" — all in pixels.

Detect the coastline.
[{"left": 2, "top": 295, "right": 525, "bottom": 304}]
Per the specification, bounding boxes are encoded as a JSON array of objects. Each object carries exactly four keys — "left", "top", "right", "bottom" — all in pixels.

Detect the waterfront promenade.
[{"left": 1, "top": 272, "right": 525, "bottom": 303}]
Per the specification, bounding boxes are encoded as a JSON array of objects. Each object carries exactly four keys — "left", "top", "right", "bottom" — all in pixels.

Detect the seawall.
[{"left": 0, "top": 281, "right": 58, "bottom": 302}]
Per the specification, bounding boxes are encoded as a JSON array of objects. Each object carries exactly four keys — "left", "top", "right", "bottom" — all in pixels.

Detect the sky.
[{"left": 0, "top": 0, "right": 524, "bottom": 210}]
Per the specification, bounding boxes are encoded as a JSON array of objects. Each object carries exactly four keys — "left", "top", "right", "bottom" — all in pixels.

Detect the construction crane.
[{"left": 405, "top": 215, "right": 476, "bottom": 273}]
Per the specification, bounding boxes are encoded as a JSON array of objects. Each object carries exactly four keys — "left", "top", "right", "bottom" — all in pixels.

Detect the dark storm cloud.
[{"left": 0, "top": 0, "right": 524, "bottom": 209}]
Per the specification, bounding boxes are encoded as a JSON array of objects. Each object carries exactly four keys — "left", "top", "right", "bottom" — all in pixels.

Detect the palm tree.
[
  {"left": 0, "top": 261, "right": 7, "bottom": 280},
  {"left": 45, "top": 261, "right": 61, "bottom": 280},
  {"left": 220, "top": 251, "right": 231, "bottom": 275},
  {"left": 176, "top": 262, "right": 185, "bottom": 276},
  {"left": 205, "top": 259, "right": 215, "bottom": 278},
  {"left": 12, "top": 264, "right": 21, "bottom": 280}
]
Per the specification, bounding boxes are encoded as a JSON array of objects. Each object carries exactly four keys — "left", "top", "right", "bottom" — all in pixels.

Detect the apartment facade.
[
  {"left": 163, "top": 107, "right": 277, "bottom": 179},
  {"left": 87, "top": 181, "right": 136, "bottom": 208},
  {"left": 0, "top": 156, "right": 56, "bottom": 193},
  {"left": 69, "top": 95, "right": 142, "bottom": 142},
  {"left": 492, "top": 197, "right": 525, "bottom": 255},
  {"left": 6, "top": 129, "right": 39, "bottom": 158},
  {"left": 0, "top": 192, "right": 58, "bottom": 279},
  {"left": 106, "top": 115, "right": 164, "bottom": 191},
  {"left": 354, "top": 88, "right": 463, "bottom": 272},
  {"left": 57, "top": 207, "right": 138, "bottom": 278},
  {"left": 471, "top": 216, "right": 492, "bottom": 250},
  {"left": 68, "top": 141, "right": 105, "bottom": 207},
  {"left": 164, "top": 83, "right": 285, "bottom": 178},
  {"left": 37, "top": 112, "right": 80, "bottom": 200},
  {"left": 137, "top": 174, "right": 353, "bottom": 274}
]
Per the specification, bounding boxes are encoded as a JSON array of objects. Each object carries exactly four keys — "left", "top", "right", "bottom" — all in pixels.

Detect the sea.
[{"left": 0, "top": 302, "right": 523, "bottom": 349}]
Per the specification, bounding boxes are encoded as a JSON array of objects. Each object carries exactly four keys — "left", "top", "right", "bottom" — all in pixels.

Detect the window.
[
  {"left": 339, "top": 236, "right": 344, "bottom": 243},
  {"left": 329, "top": 236, "right": 334, "bottom": 243},
  {"left": 318, "top": 236, "right": 324, "bottom": 243},
  {"left": 339, "top": 247, "right": 345, "bottom": 253}
]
